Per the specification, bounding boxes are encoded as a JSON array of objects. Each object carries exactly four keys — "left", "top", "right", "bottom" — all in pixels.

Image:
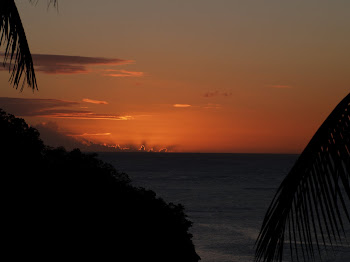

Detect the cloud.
[
  {"left": 35, "top": 122, "right": 174, "bottom": 153},
  {"left": 221, "top": 92, "right": 232, "bottom": 97},
  {"left": 203, "top": 91, "right": 232, "bottom": 98},
  {"left": 68, "top": 133, "right": 112, "bottom": 137},
  {"left": 104, "top": 69, "right": 145, "bottom": 77},
  {"left": 0, "top": 97, "right": 78, "bottom": 116},
  {"left": 172, "top": 103, "right": 221, "bottom": 109},
  {"left": 173, "top": 104, "right": 191, "bottom": 108},
  {"left": 34, "top": 122, "right": 92, "bottom": 150},
  {"left": 203, "top": 103, "right": 222, "bottom": 109},
  {"left": 0, "top": 53, "right": 133, "bottom": 75},
  {"left": 33, "top": 122, "right": 115, "bottom": 151},
  {"left": 82, "top": 98, "right": 108, "bottom": 105},
  {"left": 0, "top": 97, "right": 131, "bottom": 121},
  {"left": 37, "top": 110, "right": 133, "bottom": 121}
]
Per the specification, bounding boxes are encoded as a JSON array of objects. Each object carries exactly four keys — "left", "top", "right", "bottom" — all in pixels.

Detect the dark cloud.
[
  {"left": 221, "top": 92, "right": 232, "bottom": 97},
  {"left": 0, "top": 53, "right": 133, "bottom": 75},
  {"left": 0, "top": 97, "right": 78, "bottom": 117},
  {"left": 0, "top": 97, "right": 132, "bottom": 120},
  {"left": 33, "top": 122, "right": 112, "bottom": 152},
  {"left": 203, "top": 91, "right": 232, "bottom": 98},
  {"left": 34, "top": 122, "right": 89, "bottom": 150},
  {"left": 36, "top": 64, "right": 88, "bottom": 74}
]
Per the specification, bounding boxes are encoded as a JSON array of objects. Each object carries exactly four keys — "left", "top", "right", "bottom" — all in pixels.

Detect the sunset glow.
[{"left": 0, "top": 1, "right": 349, "bottom": 153}]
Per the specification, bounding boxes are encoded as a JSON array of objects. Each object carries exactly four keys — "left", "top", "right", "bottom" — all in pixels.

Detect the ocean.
[{"left": 96, "top": 153, "right": 350, "bottom": 262}]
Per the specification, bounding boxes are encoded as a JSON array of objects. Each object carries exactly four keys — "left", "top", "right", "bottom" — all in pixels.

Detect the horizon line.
[{"left": 88, "top": 151, "right": 300, "bottom": 155}]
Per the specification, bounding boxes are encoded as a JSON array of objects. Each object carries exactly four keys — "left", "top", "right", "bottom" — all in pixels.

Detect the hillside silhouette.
[{"left": 1, "top": 108, "right": 200, "bottom": 261}]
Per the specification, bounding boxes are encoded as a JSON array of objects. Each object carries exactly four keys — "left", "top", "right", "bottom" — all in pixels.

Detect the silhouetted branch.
[
  {"left": 0, "top": 0, "right": 58, "bottom": 91},
  {"left": 255, "top": 93, "right": 350, "bottom": 262},
  {"left": 0, "top": 0, "right": 37, "bottom": 90}
]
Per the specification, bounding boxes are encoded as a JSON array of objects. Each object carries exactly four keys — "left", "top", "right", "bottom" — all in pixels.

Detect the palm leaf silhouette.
[
  {"left": 255, "top": 93, "right": 350, "bottom": 262},
  {"left": 0, "top": 0, "right": 57, "bottom": 91}
]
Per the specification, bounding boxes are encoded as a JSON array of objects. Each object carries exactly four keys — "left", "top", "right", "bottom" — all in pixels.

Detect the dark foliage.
[
  {"left": 255, "top": 93, "right": 350, "bottom": 262},
  {"left": 1, "top": 109, "right": 200, "bottom": 261}
]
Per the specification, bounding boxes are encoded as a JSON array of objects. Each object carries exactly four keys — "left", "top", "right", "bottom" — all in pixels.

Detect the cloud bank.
[
  {"left": 0, "top": 53, "right": 134, "bottom": 75},
  {"left": 0, "top": 97, "right": 130, "bottom": 121}
]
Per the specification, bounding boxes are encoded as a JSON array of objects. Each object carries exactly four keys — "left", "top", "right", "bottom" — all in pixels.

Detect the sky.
[{"left": 0, "top": 0, "right": 349, "bottom": 153}]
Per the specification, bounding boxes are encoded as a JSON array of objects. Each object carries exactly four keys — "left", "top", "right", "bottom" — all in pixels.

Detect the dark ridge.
[{"left": 1, "top": 108, "right": 200, "bottom": 262}]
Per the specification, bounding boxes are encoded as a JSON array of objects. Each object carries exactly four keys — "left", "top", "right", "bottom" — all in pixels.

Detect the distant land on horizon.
[
  {"left": 34, "top": 121, "right": 301, "bottom": 154},
  {"left": 92, "top": 151, "right": 300, "bottom": 156}
]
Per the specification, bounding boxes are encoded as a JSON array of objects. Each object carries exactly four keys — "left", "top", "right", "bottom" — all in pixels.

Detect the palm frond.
[
  {"left": 0, "top": 0, "right": 57, "bottom": 91},
  {"left": 0, "top": 0, "right": 37, "bottom": 91},
  {"left": 29, "top": 0, "right": 58, "bottom": 8},
  {"left": 255, "top": 93, "right": 350, "bottom": 262}
]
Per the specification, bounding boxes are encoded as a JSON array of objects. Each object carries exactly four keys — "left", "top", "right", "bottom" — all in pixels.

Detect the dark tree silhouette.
[
  {"left": 0, "top": 0, "right": 57, "bottom": 91},
  {"left": 255, "top": 93, "right": 350, "bottom": 262},
  {"left": 1, "top": 109, "right": 200, "bottom": 262}
]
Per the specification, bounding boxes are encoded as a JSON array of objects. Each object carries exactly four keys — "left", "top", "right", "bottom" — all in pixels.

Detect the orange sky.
[{"left": 0, "top": 1, "right": 349, "bottom": 153}]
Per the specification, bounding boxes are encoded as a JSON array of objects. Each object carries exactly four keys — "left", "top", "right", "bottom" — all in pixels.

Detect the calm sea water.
[{"left": 96, "top": 153, "right": 350, "bottom": 262}]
